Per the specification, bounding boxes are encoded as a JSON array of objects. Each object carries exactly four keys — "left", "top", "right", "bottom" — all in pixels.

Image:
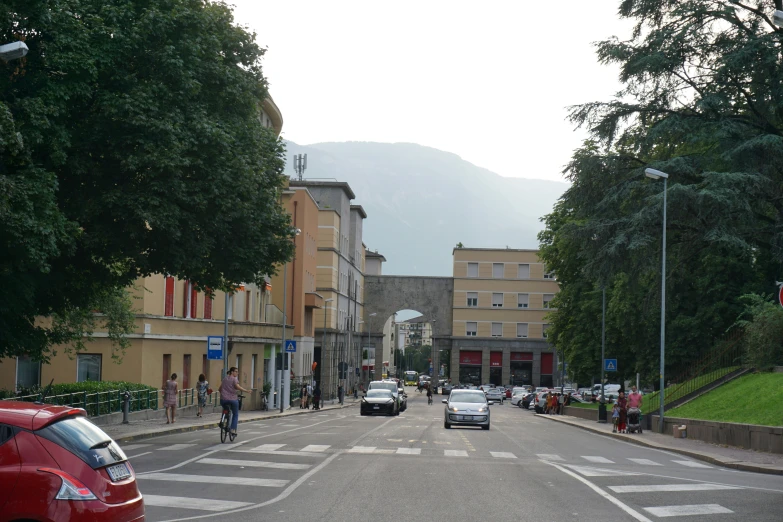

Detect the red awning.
[
  {"left": 459, "top": 351, "right": 482, "bottom": 366},
  {"left": 490, "top": 352, "right": 502, "bottom": 367},
  {"left": 510, "top": 352, "right": 533, "bottom": 362},
  {"left": 541, "top": 353, "right": 554, "bottom": 374}
]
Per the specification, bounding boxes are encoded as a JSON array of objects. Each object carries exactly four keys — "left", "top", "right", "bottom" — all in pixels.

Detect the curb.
[
  {"left": 538, "top": 414, "right": 783, "bottom": 476},
  {"left": 115, "top": 402, "right": 358, "bottom": 444}
]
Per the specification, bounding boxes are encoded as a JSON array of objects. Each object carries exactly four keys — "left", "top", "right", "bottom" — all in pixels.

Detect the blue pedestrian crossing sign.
[
  {"left": 604, "top": 359, "right": 617, "bottom": 372},
  {"left": 285, "top": 340, "right": 297, "bottom": 353}
]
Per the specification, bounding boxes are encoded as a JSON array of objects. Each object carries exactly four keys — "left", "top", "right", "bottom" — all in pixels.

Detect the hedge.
[{"left": 0, "top": 381, "right": 159, "bottom": 416}]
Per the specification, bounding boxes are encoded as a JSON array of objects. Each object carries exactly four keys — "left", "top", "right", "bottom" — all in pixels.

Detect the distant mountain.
[{"left": 283, "top": 141, "right": 567, "bottom": 277}]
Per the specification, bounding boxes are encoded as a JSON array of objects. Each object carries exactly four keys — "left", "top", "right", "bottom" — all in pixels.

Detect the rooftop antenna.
[{"left": 293, "top": 153, "right": 308, "bottom": 181}]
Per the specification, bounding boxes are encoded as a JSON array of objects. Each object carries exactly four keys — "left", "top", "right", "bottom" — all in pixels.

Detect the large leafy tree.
[
  {"left": 0, "top": 0, "right": 294, "bottom": 361},
  {"left": 540, "top": 0, "right": 783, "bottom": 386}
]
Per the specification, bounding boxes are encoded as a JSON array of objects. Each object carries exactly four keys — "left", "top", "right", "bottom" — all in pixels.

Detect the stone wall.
[
  {"left": 651, "top": 415, "right": 783, "bottom": 454},
  {"left": 562, "top": 406, "right": 598, "bottom": 421}
]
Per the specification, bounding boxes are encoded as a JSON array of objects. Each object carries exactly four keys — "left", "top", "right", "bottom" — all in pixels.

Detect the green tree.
[
  {"left": 540, "top": 0, "right": 783, "bottom": 386},
  {"left": 0, "top": 0, "right": 294, "bottom": 361}
]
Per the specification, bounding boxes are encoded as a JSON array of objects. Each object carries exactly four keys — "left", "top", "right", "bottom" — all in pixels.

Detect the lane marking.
[
  {"left": 347, "top": 446, "right": 376, "bottom": 453},
  {"left": 643, "top": 504, "right": 733, "bottom": 517},
  {"left": 582, "top": 456, "right": 614, "bottom": 464},
  {"left": 128, "top": 451, "right": 153, "bottom": 459},
  {"left": 610, "top": 484, "right": 742, "bottom": 493},
  {"left": 673, "top": 460, "right": 712, "bottom": 469},
  {"left": 444, "top": 450, "right": 468, "bottom": 457},
  {"left": 490, "top": 451, "right": 517, "bottom": 459},
  {"left": 566, "top": 465, "right": 642, "bottom": 477},
  {"left": 139, "top": 473, "right": 288, "bottom": 487},
  {"left": 541, "top": 460, "right": 653, "bottom": 522},
  {"left": 301, "top": 445, "right": 330, "bottom": 453},
  {"left": 229, "top": 449, "right": 325, "bottom": 457},
  {"left": 197, "top": 458, "right": 310, "bottom": 470},
  {"left": 252, "top": 444, "right": 286, "bottom": 451},
  {"left": 122, "top": 444, "right": 151, "bottom": 451},
  {"left": 628, "top": 458, "right": 661, "bottom": 466},
  {"left": 396, "top": 448, "right": 421, "bottom": 455},
  {"left": 537, "top": 454, "right": 564, "bottom": 461},
  {"left": 143, "top": 495, "right": 252, "bottom": 512}
]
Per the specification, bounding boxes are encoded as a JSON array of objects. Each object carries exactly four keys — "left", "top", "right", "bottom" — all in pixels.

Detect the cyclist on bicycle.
[
  {"left": 219, "top": 367, "right": 252, "bottom": 436},
  {"left": 426, "top": 383, "right": 433, "bottom": 404}
]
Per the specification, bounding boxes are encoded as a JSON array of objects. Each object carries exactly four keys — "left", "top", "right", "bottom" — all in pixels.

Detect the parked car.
[
  {"left": 360, "top": 389, "right": 399, "bottom": 416},
  {"left": 0, "top": 400, "right": 145, "bottom": 522},
  {"left": 484, "top": 387, "right": 505, "bottom": 403},
  {"left": 441, "top": 383, "right": 454, "bottom": 395},
  {"left": 443, "top": 390, "right": 491, "bottom": 430},
  {"left": 509, "top": 389, "right": 528, "bottom": 406}
]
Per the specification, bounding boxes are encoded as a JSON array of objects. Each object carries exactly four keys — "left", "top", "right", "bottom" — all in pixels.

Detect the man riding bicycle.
[
  {"left": 426, "top": 383, "right": 433, "bottom": 404},
  {"left": 219, "top": 367, "right": 252, "bottom": 436}
]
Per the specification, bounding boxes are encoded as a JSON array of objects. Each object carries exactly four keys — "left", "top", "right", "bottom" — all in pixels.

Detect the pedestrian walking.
[
  {"left": 306, "top": 382, "right": 313, "bottom": 409},
  {"left": 558, "top": 392, "right": 565, "bottom": 414},
  {"left": 611, "top": 403, "right": 620, "bottom": 432},
  {"left": 196, "top": 374, "right": 209, "bottom": 417},
  {"left": 300, "top": 384, "right": 307, "bottom": 409},
  {"left": 163, "top": 373, "right": 178, "bottom": 424},
  {"left": 616, "top": 391, "right": 628, "bottom": 433},
  {"left": 313, "top": 384, "right": 322, "bottom": 410}
]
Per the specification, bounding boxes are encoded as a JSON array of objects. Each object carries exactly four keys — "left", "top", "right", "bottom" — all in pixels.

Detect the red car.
[{"left": 0, "top": 400, "right": 145, "bottom": 522}]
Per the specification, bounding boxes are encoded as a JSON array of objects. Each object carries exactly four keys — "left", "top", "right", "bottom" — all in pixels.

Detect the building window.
[
  {"left": 517, "top": 323, "right": 528, "bottom": 338},
  {"left": 204, "top": 294, "right": 213, "bottom": 320},
  {"left": 466, "top": 322, "right": 477, "bottom": 337},
  {"left": 492, "top": 263, "right": 504, "bottom": 278},
  {"left": 543, "top": 294, "right": 554, "bottom": 309},
  {"left": 491, "top": 322, "right": 503, "bottom": 337},
  {"left": 245, "top": 291, "right": 251, "bottom": 321},
  {"left": 162, "top": 354, "right": 171, "bottom": 388},
  {"left": 183, "top": 281, "right": 192, "bottom": 318},
  {"left": 164, "top": 276, "right": 175, "bottom": 317},
  {"left": 492, "top": 293, "right": 504, "bottom": 308},
  {"left": 466, "top": 292, "right": 478, "bottom": 307},
  {"left": 543, "top": 324, "right": 550, "bottom": 338},
  {"left": 183, "top": 354, "right": 191, "bottom": 389},
  {"left": 467, "top": 262, "right": 478, "bottom": 277},
  {"left": 543, "top": 265, "right": 555, "bottom": 279},
  {"left": 16, "top": 356, "right": 41, "bottom": 390},
  {"left": 227, "top": 294, "right": 233, "bottom": 320},
  {"left": 518, "top": 264, "right": 530, "bottom": 279},
  {"left": 77, "top": 354, "right": 102, "bottom": 382},
  {"left": 517, "top": 293, "right": 529, "bottom": 308}
]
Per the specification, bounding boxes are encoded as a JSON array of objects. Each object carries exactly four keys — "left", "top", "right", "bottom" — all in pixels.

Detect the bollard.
[{"left": 122, "top": 391, "right": 131, "bottom": 424}]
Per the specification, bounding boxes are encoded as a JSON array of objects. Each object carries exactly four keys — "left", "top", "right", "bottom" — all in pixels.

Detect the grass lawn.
[
  {"left": 668, "top": 372, "right": 783, "bottom": 426},
  {"left": 642, "top": 366, "right": 739, "bottom": 414},
  {"left": 568, "top": 401, "right": 598, "bottom": 409}
]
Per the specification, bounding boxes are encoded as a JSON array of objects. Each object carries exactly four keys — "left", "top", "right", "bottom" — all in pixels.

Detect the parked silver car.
[
  {"left": 484, "top": 387, "right": 505, "bottom": 403},
  {"left": 443, "top": 390, "right": 492, "bottom": 430}
]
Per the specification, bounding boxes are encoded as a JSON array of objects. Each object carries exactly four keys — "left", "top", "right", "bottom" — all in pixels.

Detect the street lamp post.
[
  {"left": 645, "top": 167, "right": 669, "bottom": 433},
  {"left": 598, "top": 286, "right": 607, "bottom": 423},
  {"left": 364, "top": 313, "right": 376, "bottom": 384},
  {"left": 0, "top": 41, "right": 28, "bottom": 62},
  {"left": 280, "top": 228, "right": 301, "bottom": 413},
  {"left": 321, "top": 298, "right": 335, "bottom": 403}
]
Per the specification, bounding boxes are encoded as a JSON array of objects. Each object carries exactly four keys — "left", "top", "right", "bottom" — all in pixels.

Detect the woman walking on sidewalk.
[
  {"left": 196, "top": 374, "right": 209, "bottom": 417},
  {"left": 616, "top": 391, "right": 628, "bottom": 433},
  {"left": 164, "top": 373, "right": 178, "bottom": 424}
]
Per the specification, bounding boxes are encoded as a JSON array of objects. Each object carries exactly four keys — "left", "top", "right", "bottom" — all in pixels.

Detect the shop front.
[
  {"left": 540, "top": 352, "right": 554, "bottom": 388},
  {"left": 458, "top": 350, "right": 482, "bottom": 385},
  {"left": 489, "top": 352, "right": 502, "bottom": 385},
  {"left": 510, "top": 352, "right": 532, "bottom": 386}
]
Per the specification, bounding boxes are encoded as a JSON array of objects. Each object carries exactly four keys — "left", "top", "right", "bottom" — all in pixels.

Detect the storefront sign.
[
  {"left": 490, "top": 352, "right": 502, "bottom": 367},
  {"left": 459, "top": 351, "right": 482, "bottom": 366},
  {"left": 510, "top": 352, "right": 533, "bottom": 362}
]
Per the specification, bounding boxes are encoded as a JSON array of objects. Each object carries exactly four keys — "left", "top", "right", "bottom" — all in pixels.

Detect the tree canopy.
[
  {"left": 539, "top": 0, "right": 783, "bottom": 387},
  {"left": 0, "top": 0, "right": 294, "bottom": 361}
]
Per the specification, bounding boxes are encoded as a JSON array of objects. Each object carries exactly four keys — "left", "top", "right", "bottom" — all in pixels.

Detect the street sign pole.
[{"left": 598, "top": 287, "right": 607, "bottom": 423}]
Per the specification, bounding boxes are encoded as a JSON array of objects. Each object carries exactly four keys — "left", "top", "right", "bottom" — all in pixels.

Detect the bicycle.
[
  {"left": 219, "top": 394, "right": 245, "bottom": 443},
  {"left": 427, "top": 394, "right": 433, "bottom": 405}
]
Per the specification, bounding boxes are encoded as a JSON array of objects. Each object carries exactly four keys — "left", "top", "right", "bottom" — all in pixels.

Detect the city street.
[{"left": 126, "top": 389, "right": 783, "bottom": 522}]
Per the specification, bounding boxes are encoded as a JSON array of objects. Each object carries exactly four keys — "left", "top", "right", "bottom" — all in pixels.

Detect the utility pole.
[{"left": 293, "top": 154, "right": 307, "bottom": 181}]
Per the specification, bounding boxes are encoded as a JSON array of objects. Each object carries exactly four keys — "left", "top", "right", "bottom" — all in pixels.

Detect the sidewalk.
[
  {"left": 539, "top": 412, "right": 783, "bottom": 475},
  {"left": 103, "top": 397, "right": 360, "bottom": 444}
]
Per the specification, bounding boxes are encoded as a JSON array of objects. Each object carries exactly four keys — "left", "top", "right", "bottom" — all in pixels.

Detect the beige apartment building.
[{"left": 451, "top": 247, "right": 559, "bottom": 387}]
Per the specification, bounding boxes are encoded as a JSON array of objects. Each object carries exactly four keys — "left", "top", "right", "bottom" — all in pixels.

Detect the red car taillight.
[{"left": 38, "top": 467, "right": 98, "bottom": 501}]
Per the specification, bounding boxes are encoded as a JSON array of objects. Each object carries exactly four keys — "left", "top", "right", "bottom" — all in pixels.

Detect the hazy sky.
[{"left": 228, "top": 1, "right": 634, "bottom": 182}]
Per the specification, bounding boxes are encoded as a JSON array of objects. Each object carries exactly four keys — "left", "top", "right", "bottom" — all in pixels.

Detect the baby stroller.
[{"left": 626, "top": 407, "right": 643, "bottom": 434}]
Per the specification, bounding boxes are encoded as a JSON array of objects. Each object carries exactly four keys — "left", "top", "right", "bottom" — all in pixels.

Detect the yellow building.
[{"left": 451, "top": 247, "right": 559, "bottom": 387}]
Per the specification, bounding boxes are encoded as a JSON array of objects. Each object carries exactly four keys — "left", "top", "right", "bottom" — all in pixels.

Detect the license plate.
[
  {"left": 373, "top": 406, "right": 380, "bottom": 409},
  {"left": 459, "top": 415, "right": 473, "bottom": 421},
  {"left": 107, "top": 462, "right": 131, "bottom": 482}
]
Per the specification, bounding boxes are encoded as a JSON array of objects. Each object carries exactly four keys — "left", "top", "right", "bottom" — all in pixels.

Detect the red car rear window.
[{"left": 36, "top": 416, "right": 127, "bottom": 470}]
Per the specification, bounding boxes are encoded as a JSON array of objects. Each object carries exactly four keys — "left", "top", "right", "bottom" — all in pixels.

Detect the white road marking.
[
  {"left": 582, "top": 456, "right": 615, "bottom": 464},
  {"left": 251, "top": 444, "right": 286, "bottom": 451},
  {"left": 673, "top": 460, "right": 712, "bottom": 468},
  {"left": 628, "top": 458, "right": 662, "bottom": 466},
  {"left": 229, "top": 449, "right": 326, "bottom": 457},
  {"left": 541, "top": 460, "right": 653, "bottom": 522},
  {"left": 158, "top": 444, "right": 197, "bottom": 451},
  {"left": 139, "top": 473, "right": 288, "bottom": 487},
  {"left": 444, "top": 450, "right": 468, "bottom": 457},
  {"left": 537, "top": 454, "right": 564, "bottom": 461},
  {"left": 128, "top": 451, "right": 153, "bottom": 459},
  {"left": 396, "top": 448, "right": 421, "bottom": 455},
  {"left": 143, "top": 495, "right": 253, "bottom": 511},
  {"left": 566, "top": 465, "right": 642, "bottom": 477},
  {"left": 280, "top": 424, "right": 299, "bottom": 427},
  {"left": 347, "top": 446, "right": 376, "bottom": 453},
  {"left": 490, "top": 452, "right": 517, "bottom": 459},
  {"left": 301, "top": 445, "right": 330, "bottom": 453},
  {"left": 197, "top": 458, "right": 310, "bottom": 470},
  {"left": 121, "top": 444, "right": 151, "bottom": 451},
  {"left": 643, "top": 504, "right": 733, "bottom": 517},
  {"left": 611, "top": 484, "right": 742, "bottom": 493}
]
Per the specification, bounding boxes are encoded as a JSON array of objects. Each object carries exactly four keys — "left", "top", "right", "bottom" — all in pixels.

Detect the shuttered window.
[
  {"left": 491, "top": 322, "right": 503, "bottom": 337},
  {"left": 517, "top": 323, "right": 528, "bottom": 338},
  {"left": 492, "top": 293, "right": 503, "bottom": 307},
  {"left": 518, "top": 264, "right": 530, "bottom": 279},
  {"left": 467, "top": 263, "right": 479, "bottom": 277},
  {"left": 204, "top": 293, "right": 213, "bottom": 320},
  {"left": 517, "top": 293, "right": 529, "bottom": 308},
  {"left": 164, "top": 277, "right": 175, "bottom": 317},
  {"left": 492, "top": 263, "right": 504, "bottom": 278}
]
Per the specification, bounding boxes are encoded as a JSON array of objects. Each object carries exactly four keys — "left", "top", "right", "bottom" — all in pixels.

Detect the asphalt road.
[{"left": 126, "top": 387, "right": 783, "bottom": 522}]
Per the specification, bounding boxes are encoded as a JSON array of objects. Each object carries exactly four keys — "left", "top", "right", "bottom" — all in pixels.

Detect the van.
[{"left": 592, "top": 383, "right": 621, "bottom": 395}]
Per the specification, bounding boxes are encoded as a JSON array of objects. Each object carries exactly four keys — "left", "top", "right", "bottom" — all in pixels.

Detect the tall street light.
[
  {"left": 364, "top": 313, "right": 376, "bottom": 384},
  {"left": 321, "top": 298, "right": 335, "bottom": 403},
  {"left": 280, "top": 228, "right": 301, "bottom": 413},
  {"left": 0, "top": 41, "right": 28, "bottom": 62},
  {"left": 645, "top": 167, "right": 669, "bottom": 433}
]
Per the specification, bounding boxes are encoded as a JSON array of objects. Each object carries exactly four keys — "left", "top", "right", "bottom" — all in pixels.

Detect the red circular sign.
[{"left": 779, "top": 285, "right": 783, "bottom": 308}]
